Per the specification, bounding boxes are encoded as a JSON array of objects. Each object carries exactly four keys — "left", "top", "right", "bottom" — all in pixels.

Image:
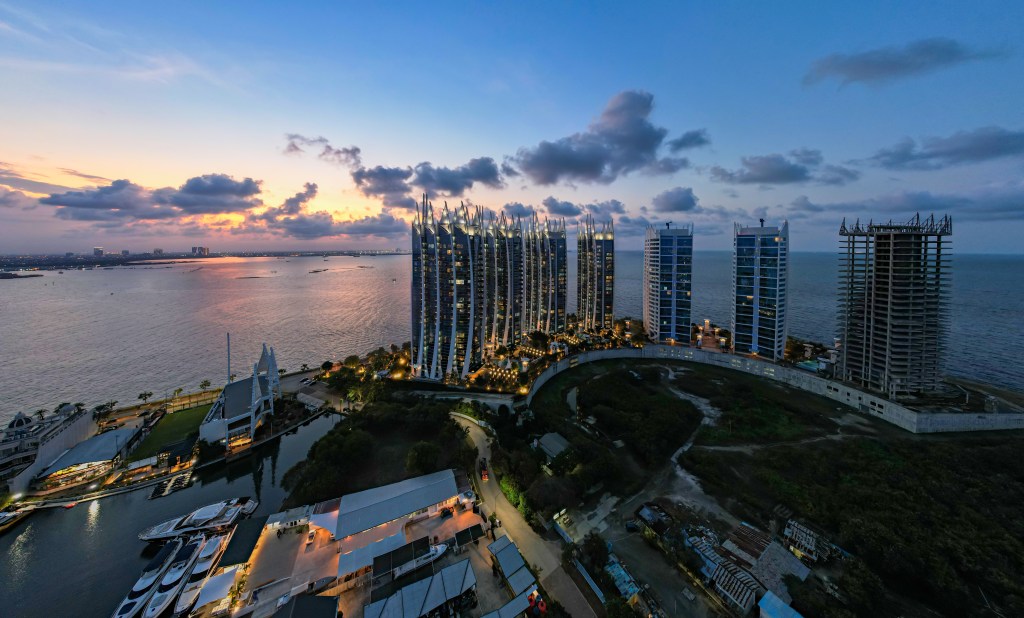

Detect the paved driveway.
[{"left": 456, "top": 418, "right": 597, "bottom": 618}]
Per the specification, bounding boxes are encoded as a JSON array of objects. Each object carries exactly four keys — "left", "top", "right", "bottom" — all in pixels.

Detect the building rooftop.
[
  {"left": 537, "top": 433, "right": 570, "bottom": 460},
  {"left": 220, "top": 515, "right": 268, "bottom": 567},
  {"left": 273, "top": 594, "right": 338, "bottom": 618},
  {"left": 337, "top": 469, "right": 458, "bottom": 538},
  {"left": 363, "top": 558, "right": 476, "bottom": 618},
  {"left": 758, "top": 590, "right": 805, "bottom": 618},
  {"left": 41, "top": 427, "right": 138, "bottom": 476}
]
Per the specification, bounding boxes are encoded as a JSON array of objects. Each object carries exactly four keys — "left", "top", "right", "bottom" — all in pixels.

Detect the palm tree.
[
  {"left": 74, "top": 402, "right": 86, "bottom": 413},
  {"left": 138, "top": 391, "right": 154, "bottom": 404},
  {"left": 301, "top": 363, "right": 310, "bottom": 372},
  {"left": 199, "top": 379, "right": 211, "bottom": 391},
  {"left": 34, "top": 409, "right": 47, "bottom": 421},
  {"left": 53, "top": 402, "right": 71, "bottom": 414},
  {"left": 106, "top": 400, "right": 117, "bottom": 411},
  {"left": 173, "top": 387, "right": 183, "bottom": 399}
]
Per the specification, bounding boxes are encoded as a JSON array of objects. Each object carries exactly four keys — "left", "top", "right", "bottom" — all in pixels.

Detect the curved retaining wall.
[{"left": 526, "top": 345, "right": 1024, "bottom": 434}]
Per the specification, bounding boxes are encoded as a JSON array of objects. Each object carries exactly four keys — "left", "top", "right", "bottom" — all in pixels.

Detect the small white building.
[{"left": 199, "top": 344, "right": 281, "bottom": 448}]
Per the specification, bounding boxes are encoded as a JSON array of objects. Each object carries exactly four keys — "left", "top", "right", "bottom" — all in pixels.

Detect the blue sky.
[{"left": 1, "top": 1, "right": 1022, "bottom": 253}]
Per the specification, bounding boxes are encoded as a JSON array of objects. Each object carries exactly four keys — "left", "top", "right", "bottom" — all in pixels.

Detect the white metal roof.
[
  {"left": 363, "top": 558, "right": 476, "bottom": 618},
  {"left": 337, "top": 532, "right": 407, "bottom": 577},
  {"left": 336, "top": 469, "right": 457, "bottom": 538}
]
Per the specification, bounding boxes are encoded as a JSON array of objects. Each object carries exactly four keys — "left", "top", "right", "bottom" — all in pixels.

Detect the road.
[{"left": 456, "top": 418, "right": 598, "bottom": 618}]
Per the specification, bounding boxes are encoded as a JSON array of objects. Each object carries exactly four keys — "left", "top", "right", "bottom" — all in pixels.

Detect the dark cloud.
[
  {"left": 666, "top": 129, "right": 711, "bottom": 152},
  {"left": 59, "top": 168, "right": 110, "bottom": 182},
  {"left": 502, "top": 202, "right": 535, "bottom": 218},
  {"left": 351, "top": 165, "right": 416, "bottom": 209},
  {"left": 804, "top": 37, "right": 1007, "bottom": 86},
  {"left": 586, "top": 199, "right": 627, "bottom": 219},
  {"left": 864, "top": 126, "right": 1024, "bottom": 171},
  {"left": 284, "top": 134, "right": 362, "bottom": 167},
  {"left": 711, "top": 154, "right": 811, "bottom": 184},
  {"left": 711, "top": 149, "right": 859, "bottom": 186},
  {"left": 651, "top": 187, "right": 699, "bottom": 212},
  {"left": 412, "top": 157, "right": 503, "bottom": 197},
  {"left": 500, "top": 160, "right": 520, "bottom": 178},
  {"left": 253, "top": 183, "right": 318, "bottom": 222},
  {"left": 41, "top": 174, "right": 263, "bottom": 222},
  {"left": 783, "top": 183, "right": 1024, "bottom": 222},
  {"left": 542, "top": 196, "right": 583, "bottom": 217},
  {"left": 513, "top": 90, "right": 686, "bottom": 185},
  {"left": 0, "top": 187, "right": 36, "bottom": 210}
]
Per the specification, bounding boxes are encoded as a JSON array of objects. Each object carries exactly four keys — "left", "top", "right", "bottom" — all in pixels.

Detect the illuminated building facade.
[
  {"left": 643, "top": 223, "right": 693, "bottom": 343},
  {"left": 732, "top": 220, "right": 789, "bottom": 360},
  {"left": 523, "top": 216, "right": 567, "bottom": 334},
  {"left": 577, "top": 215, "right": 614, "bottom": 331}
]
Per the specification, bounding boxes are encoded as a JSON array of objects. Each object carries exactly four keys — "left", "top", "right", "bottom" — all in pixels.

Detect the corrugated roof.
[
  {"left": 506, "top": 565, "right": 537, "bottom": 595},
  {"left": 538, "top": 433, "right": 570, "bottom": 459},
  {"left": 363, "top": 558, "right": 476, "bottom": 618},
  {"left": 273, "top": 594, "right": 338, "bottom": 618},
  {"left": 337, "top": 532, "right": 407, "bottom": 577},
  {"left": 41, "top": 428, "right": 138, "bottom": 476},
  {"left": 480, "top": 588, "right": 536, "bottom": 618},
  {"left": 758, "top": 590, "right": 804, "bottom": 618},
  {"left": 337, "top": 470, "right": 457, "bottom": 538}
]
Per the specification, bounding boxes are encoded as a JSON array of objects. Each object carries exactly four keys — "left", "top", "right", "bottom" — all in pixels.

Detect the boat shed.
[
  {"left": 336, "top": 469, "right": 459, "bottom": 539},
  {"left": 220, "top": 515, "right": 269, "bottom": 567},
  {"left": 487, "top": 535, "right": 536, "bottom": 595},
  {"left": 273, "top": 594, "right": 338, "bottom": 618},
  {"left": 38, "top": 427, "right": 139, "bottom": 487},
  {"left": 363, "top": 558, "right": 477, "bottom": 618}
]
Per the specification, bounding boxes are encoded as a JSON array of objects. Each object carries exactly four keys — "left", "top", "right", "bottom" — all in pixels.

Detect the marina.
[{"left": 139, "top": 497, "right": 258, "bottom": 542}]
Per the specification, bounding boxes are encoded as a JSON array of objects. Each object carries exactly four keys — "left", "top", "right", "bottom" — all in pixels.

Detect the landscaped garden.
[{"left": 129, "top": 404, "right": 211, "bottom": 461}]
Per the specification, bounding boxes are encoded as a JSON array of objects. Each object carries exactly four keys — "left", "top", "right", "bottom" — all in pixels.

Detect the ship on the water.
[{"left": 138, "top": 498, "right": 257, "bottom": 542}]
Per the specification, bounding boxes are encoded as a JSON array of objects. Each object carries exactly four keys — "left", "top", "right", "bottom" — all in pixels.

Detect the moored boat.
[
  {"left": 138, "top": 497, "right": 257, "bottom": 542},
  {"left": 142, "top": 535, "right": 205, "bottom": 618},
  {"left": 171, "top": 533, "right": 229, "bottom": 617},
  {"left": 0, "top": 508, "right": 34, "bottom": 534},
  {"left": 110, "top": 538, "right": 183, "bottom": 618}
]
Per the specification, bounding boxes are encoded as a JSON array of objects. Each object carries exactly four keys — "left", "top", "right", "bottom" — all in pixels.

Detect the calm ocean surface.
[{"left": 1, "top": 251, "right": 1021, "bottom": 424}]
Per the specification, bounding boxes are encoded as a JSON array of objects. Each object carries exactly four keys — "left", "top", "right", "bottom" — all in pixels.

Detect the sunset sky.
[{"left": 2, "top": 2, "right": 1023, "bottom": 253}]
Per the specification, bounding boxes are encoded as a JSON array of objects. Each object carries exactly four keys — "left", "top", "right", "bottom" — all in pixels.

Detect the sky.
[{"left": 1, "top": 2, "right": 1023, "bottom": 254}]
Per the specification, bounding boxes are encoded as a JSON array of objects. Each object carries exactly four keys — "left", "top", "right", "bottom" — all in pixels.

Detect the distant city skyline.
[{"left": 2, "top": 3, "right": 1023, "bottom": 253}]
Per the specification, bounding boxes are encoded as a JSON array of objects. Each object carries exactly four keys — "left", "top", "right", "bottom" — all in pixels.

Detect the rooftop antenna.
[
  {"left": 759, "top": 218, "right": 765, "bottom": 227},
  {"left": 666, "top": 221, "right": 671, "bottom": 229}
]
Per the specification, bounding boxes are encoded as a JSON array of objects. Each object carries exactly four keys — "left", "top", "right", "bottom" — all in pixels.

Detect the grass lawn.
[{"left": 130, "top": 404, "right": 211, "bottom": 461}]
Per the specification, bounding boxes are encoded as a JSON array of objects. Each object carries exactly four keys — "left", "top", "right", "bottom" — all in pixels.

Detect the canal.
[{"left": 0, "top": 414, "right": 341, "bottom": 618}]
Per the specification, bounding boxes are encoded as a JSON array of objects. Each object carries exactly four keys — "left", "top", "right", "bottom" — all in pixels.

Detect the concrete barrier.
[{"left": 525, "top": 345, "right": 1024, "bottom": 434}]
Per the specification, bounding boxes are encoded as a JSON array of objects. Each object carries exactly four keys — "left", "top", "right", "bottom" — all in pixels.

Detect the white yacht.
[
  {"left": 138, "top": 498, "right": 257, "bottom": 542},
  {"left": 171, "top": 532, "right": 229, "bottom": 617},
  {"left": 110, "top": 538, "right": 183, "bottom": 618},
  {"left": 142, "top": 535, "right": 205, "bottom": 618},
  {"left": 392, "top": 543, "right": 448, "bottom": 578}
]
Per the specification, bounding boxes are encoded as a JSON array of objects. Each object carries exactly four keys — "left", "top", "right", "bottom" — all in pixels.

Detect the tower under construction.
[{"left": 838, "top": 213, "right": 952, "bottom": 400}]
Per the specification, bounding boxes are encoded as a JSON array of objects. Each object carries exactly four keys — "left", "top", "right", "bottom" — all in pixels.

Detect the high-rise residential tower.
[
  {"left": 412, "top": 196, "right": 538, "bottom": 381},
  {"left": 577, "top": 215, "right": 615, "bottom": 331},
  {"left": 524, "top": 216, "right": 567, "bottom": 334},
  {"left": 732, "top": 220, "right": 789, "bottom": 360},
  {"left": 838, "top": 214, "right": 951, "bottom": 399},
  {"left": 643, "top": 223, "right": 693, "bottom": 343}
]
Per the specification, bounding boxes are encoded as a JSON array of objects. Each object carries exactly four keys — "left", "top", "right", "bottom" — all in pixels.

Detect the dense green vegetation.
[
  {"left": 130, "top": 404, "right": 211, "bottom": 461},
  {"left": 577, "top": 366, "right": 702, "bottom": 465},
  {"left": 282, "top": 397, "right": 477, "bottom": 507},
  {"left": 681, "top": 434, "right": 1024, "bottom": 617},
  {"left": 672, "top": 363, "right": 850, "bottom": 445}
]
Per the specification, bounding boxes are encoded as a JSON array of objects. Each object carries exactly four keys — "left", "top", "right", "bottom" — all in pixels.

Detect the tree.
[
  {"left": 74, "top": 402, "right": 86, "bottom": 413},
  {"left": 300, "top": 364, "right": 310, "bottom": 372},
  {"left": 581, "top": 532, "right": 609, "bottom": 569},
  {"left": 138, "top": 391, "right": 154, "bottom": 404},
  {"left": 199, "top": 379, "right": 211, "bottom": 391},
  {"left": 173, "top": 387, "right": 184, "bottom": 399},
  {"left": 53, "top": 402, "right": 71, "bottom": 414},
  {"left": 406, "top": 441, "right": 441, "bottom": 475},
  {"left": 34, "top": 409, "right": 47, "bottom": 420},
  {"left": 321, "top": 360, "right": 334, "bottom": 372},
  {"left": 605, "top": 598, "right": 636, "bottom": 618},
  {"left": 343, "top": 355, "right": 360, "bottom": 368}
]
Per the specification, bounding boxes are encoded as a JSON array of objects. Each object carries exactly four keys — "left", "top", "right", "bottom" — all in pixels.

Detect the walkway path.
[{"left": 455, "top": 418, "right": 598, "bottom": 618}]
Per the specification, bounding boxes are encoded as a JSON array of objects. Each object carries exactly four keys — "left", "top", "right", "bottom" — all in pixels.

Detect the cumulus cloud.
[
  {"left": 666, "top": 129, "right": 711, "bottom": 152},
  {"left": 863, "top": 126, "right": 1024, "bottom": 171},
  {"left": 40, "top": 174, "right": 263, "bottom": 222},
  {"left": 258, "top": 211, "right": 407, "bottom": 240},
  {"left": 351, "top": 165, "right": 416, "bottom": 210},
  {"left": 284, "top": 134, "right": 362, "bottom": 167},
  {"left": 804, "top": 37, "right": 1007, "bottom": 86},
  {"left": 711, "top": 149, "right": 859, "bottom": 186},
  {"left": 0, "top": 186, "right": 37, "bottom": 209},
  {"left": 253, "top": 183, "right": 318, "bottom": 222},
  {"left": 783, "top": 183, "right": 1024, "bottom": 222},
  {"left": 412, "top": 157, "right": 503, "bottom": 196},
  {"left": 542, "top": 196, "right": 583, "bottom": 217},
  {"left": 651, "top": 187, "right": 699, "bottom": 212},
  {"left": 502, "top": 202, "right": 535, "bottom": 218},
  {"left": 513, "top": 90, "right": 690, "bottom": 185}
]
